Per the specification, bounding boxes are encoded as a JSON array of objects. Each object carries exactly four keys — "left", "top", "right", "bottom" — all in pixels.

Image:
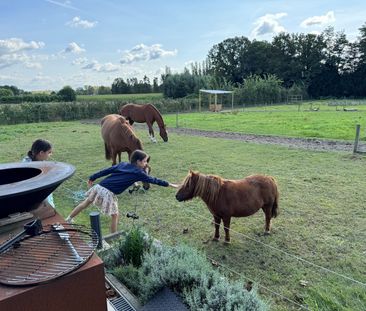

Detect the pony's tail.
[
  {"left": 271, "top": 177, "right": 279, "bottom": 218},
  {"left": 104, "top": 143, "right": 111, "bottom": 160}
]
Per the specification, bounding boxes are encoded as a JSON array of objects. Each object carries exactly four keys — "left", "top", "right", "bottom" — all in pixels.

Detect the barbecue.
[{"left": 0, "top": 161, "right": 107, "bottom": 311}]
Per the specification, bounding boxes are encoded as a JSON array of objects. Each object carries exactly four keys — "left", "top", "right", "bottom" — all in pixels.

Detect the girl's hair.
[
  {"left": 27, "top": 139, "right": 52, "bottom": 161},
  {"left": 130, "top": 149, "right": 149, "bottom": 165}
]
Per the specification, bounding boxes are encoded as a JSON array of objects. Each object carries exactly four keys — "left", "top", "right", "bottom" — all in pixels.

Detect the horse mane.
[
  {"left": 184, "top": 172, "right": 224, "bottom": 206},
  {"left": 148, "top": 104, "right": 165, "bottom": 128},
  {"left": 118, "top": 118, "right": 143, "bottom": 150}
]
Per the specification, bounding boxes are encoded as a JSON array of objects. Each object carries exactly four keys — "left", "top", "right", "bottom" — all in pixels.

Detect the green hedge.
[{"left": 0, "top": 98, "right": 201, "bottom": 125}]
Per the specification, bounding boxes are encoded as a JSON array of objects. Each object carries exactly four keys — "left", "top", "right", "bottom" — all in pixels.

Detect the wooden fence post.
[{"left": 353, "top": 124, "right": 361, "bottom": 153}]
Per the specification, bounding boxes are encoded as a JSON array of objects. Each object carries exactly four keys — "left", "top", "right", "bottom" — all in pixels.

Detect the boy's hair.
[
  {"left": 28, "top": 139, "right": 52, "bottom": 160},
  {"left": 130, "top": 149, "right": 149, "bottom": 165}
]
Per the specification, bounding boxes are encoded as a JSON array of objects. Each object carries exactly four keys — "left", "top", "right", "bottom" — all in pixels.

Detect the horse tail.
[
  {"left": 104, "top": 143, "right": 111, "bottom": 160},
  {"left": 271, "top": 177, "right": 279, "bottom": 218}
]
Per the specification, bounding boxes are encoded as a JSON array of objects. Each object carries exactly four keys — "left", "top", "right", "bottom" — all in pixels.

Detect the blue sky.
[{"left": 1, "top": 0, "right": 365, "bottom": 91}]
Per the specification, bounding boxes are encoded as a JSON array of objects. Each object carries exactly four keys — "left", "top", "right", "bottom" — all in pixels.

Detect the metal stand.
[{"left": 89, "top": 211, "right": 102, "bottom": 249}]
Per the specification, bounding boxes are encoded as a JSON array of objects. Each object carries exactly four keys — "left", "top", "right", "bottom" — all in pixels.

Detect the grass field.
[
  {"left": 165, "top": 101, "right": 366, "bottom": 141},
  {"left": 77, "top": 93, "right": 163, "bottom": 102},
  {"left": 1, "top": 118, "right": 365, "bottom": 310}
]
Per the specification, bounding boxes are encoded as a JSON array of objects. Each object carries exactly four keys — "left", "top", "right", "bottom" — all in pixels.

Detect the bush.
[
  {"left": 121, "top": 226, "right": 151, "bottom": 267},
  {"left": 106, "top": 238, "right": 268, "bottom": 310}
]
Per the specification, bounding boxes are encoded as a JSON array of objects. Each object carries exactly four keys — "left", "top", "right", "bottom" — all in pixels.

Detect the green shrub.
[
  {"left": 121, "top": 226, "right": 151, "bottom": 267},
  {"left": 112, "top": 242, "right": 267, "bottom": 310}
]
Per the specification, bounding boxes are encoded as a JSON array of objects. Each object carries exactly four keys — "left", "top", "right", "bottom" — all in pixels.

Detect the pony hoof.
[
  {"left": 224, "top": 240, "right": 231, "bottom": 245},
  {"left": 212, "top": 237, "right": 220, "bottom": 242},
  {"left": 264, "top": 231, "right": 271, "bottom": 236}
]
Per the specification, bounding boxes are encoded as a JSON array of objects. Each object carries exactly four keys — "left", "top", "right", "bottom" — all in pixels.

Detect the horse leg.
[
  {"left": 263, "top": 206, "right": 272, "bottom": 235},
  {"left": 111, "top": 149, "right": 117, "bottom": 165},
  {"left": 118, "top": 152, "right": 121, "bottom": 163},
  {"left": 222, "top": 217, "right": 232, "bottom": 244},
  {"left": 147, "top": 121, "right": 157, "bottom": 143},
  {"left": 212, "top": 216, "right": 221, "bottom": 241}
]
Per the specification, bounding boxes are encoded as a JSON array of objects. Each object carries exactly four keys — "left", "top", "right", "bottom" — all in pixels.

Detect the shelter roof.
[{"left": 199, "top": 89, "right": 233, "bottom": 94}]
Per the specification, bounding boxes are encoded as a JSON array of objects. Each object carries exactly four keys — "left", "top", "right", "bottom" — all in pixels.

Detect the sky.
[{"left": 1, "top": 0, "right": 365, "bottom": 91}]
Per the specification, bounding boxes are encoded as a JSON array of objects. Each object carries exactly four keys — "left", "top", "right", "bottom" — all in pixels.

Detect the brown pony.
[
  {"left": 119, "top": 103, "right": 168, "bottom": 143},
  {"left": 175, "top": 170, "right": 279, "bottom": 243}
]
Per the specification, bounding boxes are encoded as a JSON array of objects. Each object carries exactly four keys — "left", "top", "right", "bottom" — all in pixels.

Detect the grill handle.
[{"left": 0, "top": 219, "right": 43, "bottom": 253}]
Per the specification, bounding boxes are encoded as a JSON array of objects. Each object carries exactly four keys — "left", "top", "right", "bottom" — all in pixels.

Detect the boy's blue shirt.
[{"left": 89, "top": 162, "right": 169, "bottom": 194}]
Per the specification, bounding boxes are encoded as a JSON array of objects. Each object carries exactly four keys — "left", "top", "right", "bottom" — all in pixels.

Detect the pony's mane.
[{"left": 184, "top": 172, "right": 224, "bottom": 205}]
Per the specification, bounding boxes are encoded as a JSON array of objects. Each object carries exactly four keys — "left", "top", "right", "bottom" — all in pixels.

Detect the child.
[
  {"left": 66, "top": 149, "right": 178, "bottom": 233},
  {"left": 23, "top": 139, "right": 55, "bottom": 208}
]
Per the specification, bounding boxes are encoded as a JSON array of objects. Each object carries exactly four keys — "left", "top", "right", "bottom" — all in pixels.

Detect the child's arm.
[{"left": 89, "top": 165, "right": 118, "bottom": 181}]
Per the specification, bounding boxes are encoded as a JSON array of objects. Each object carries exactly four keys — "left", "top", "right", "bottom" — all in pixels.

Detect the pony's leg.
[
  {"left": 212, "top": 216, "right": 221, "bottom": 241},
  {"left": 147, "top": 122, "right": 157, "bottom": 143},
  {"left": 118, "top": 152, "right": 121, "bottom": 163},
  {"left": 222, "top": 217, "right": 232, "bottom": 244},
  {"left": 264, "top": 207, "right": 272, "bottom": 235}
]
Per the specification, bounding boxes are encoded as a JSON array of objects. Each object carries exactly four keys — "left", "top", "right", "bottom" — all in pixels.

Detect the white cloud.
[
  {"left": 66, "top": 16, "right": 98, "bottom": 29},
  {"left": 72, "top": 57, "right": 88, "bottom": 65},
  {"left": 63, "top": 42, "right": 86, "bottom": 54},
  {"left": 0, "top": 38, "right": 44, "bottom": 55},
  {"left": 251, "top": 13, "right": 287, "bottom": 37},
  {"left": 81, "top": 60, "right": 120, "bottom": 72},
  {"left": 0, "top": 38, "right": 45, "bottom": 69},
  {"left": 300, "top": 11, "right": 335, "bottom": 28},
  {"left": 120, "top": 44, "right": 177, "bottom": 64}
]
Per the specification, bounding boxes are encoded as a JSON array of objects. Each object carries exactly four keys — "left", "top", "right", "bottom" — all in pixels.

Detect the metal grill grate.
[
  {"left": 0, "top": 223, "right": 98, "bottom": 286},
  {"left": 109, "top": 296, "right": 136, "bottom": 311}
]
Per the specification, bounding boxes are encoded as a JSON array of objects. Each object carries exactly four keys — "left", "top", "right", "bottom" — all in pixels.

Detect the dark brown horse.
[
  {"left": 119, "top": 103, "right": 168, "bottom": 143},
  {"left": 101, "top": 114, "right": 151, "bottom": 190},
  {"left": 175, "top": 170, "right": 279, "bottom": 243}
]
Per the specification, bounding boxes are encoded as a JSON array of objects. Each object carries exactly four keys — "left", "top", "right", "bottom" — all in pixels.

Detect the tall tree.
[{"left": 207, "top": 36, "right": 252, "bottom": 83}]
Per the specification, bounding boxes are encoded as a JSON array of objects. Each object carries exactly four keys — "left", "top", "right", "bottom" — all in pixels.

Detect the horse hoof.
[
  {"left": 264, "top": 231, "right": 271, "bottom": 236},
  {"left": 212, "top": 237, "right": 220, "bottom": 242},
  {"left": 224, "top": 240, "right": 231, "bottom": 245}
]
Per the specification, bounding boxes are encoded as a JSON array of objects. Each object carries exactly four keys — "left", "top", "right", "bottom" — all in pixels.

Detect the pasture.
[
  {"left": 0, "top": 116, "right": 365, "bottom": 310},
  {"left": 165, "top": 102, "right": 366, "bottom": 141},
  {"left": 77, "top": 93, "right": 163, "bottom": 102}
]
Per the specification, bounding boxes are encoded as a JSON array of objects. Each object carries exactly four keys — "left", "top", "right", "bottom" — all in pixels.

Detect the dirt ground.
[{"left": 168, "top": 127, "right": 365, "bottom": 153}]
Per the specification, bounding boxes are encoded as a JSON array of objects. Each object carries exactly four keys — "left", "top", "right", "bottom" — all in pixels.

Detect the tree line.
[
  {"left": 2, "top": 22, "right": 366, "bottom": 103},
  {"left": 163, "top": 24, "right": 366, "bottom": 99}
]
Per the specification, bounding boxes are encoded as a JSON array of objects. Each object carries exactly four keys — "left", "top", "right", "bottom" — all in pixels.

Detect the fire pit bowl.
[{"left": 0, "top": 161, "right": 75, "bottom": 218}]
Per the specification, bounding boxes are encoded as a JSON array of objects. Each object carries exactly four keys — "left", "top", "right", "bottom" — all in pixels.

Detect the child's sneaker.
[{"left": 65, "top": 216, "right": 74, "bottom": 224}]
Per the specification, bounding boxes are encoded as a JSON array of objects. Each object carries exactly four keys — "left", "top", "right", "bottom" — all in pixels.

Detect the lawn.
[
  {"left": 77, "top": 93, "right": 163, "bottom": 102},
  {"left": 1, "top": 119, "right": 365, "bottom": 310},
  {"left": 165, "top": 101, "right": 366, "bottom": 141}
]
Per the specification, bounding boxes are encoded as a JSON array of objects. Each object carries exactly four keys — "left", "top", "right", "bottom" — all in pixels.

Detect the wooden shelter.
[{"left": 199, "top": 89, "right": 234, "bottom": 112}]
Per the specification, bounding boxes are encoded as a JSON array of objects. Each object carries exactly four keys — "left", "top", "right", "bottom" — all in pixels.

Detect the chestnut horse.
[
  {"left": 119, "top": 103, "right": 168, "bottom": 143},
  {"left": 175, "top": 170, "right": 279, "bottom": 243},
  {"left": 101, "top": 114, "right": 151, "bottom": 190}
]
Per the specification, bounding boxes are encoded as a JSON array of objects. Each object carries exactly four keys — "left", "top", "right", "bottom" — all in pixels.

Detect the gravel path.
[{"left": 167, "top": 127, "right": 363, "bottom": 153}]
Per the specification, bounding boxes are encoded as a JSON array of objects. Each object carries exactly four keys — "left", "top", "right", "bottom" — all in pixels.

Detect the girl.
[
  {"left": 66, "top": 149, "right": 178, "bottom": 233},
  {"left": 23, "top": 139, "right": 55, "bottom": 208},
  {"left": 23, "top": 139, "right": 53, "bottom": 162}
]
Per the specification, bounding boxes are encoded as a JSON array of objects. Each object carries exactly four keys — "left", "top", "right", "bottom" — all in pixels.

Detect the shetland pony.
[{"left": 175, "top": 170, "right": 279, "bottom": 243}]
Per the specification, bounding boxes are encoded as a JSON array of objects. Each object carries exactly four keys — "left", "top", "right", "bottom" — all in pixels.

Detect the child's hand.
[
  {"left": 87, "top": 180, "right": 94, "bottom": 187},
  {"left": 169, "top": 183, "right": 179, "bottom": 188}
]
